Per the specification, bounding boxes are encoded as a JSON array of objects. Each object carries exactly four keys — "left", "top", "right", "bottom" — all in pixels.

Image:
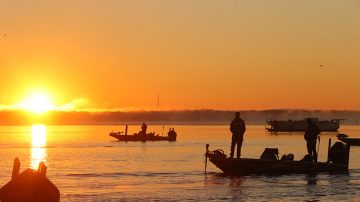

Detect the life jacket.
[
  {"left": 230, "top": 118, "right": 245, "bottom": 135},
  {"left": 304, "top": 122, "right": 320, "bottom": 141}
]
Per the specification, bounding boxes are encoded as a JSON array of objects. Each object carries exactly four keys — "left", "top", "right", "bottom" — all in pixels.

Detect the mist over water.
[{"left": 1, "top": 125, "right": 360, "bottom": 201}]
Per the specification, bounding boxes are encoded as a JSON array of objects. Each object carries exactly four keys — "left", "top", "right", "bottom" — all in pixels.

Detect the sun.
[{"left": 21, "top": 93, "right": 54, "bottom": 114}]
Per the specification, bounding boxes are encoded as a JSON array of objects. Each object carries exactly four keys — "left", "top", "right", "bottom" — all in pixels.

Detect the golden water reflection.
[{"left": 31, "top": 125, "right": 47, "bottom": 169}]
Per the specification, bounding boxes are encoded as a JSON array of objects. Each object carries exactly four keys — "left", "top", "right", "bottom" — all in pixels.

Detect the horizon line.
[{"left": 1, "top": 108, "right": 360, "bottom": 113}]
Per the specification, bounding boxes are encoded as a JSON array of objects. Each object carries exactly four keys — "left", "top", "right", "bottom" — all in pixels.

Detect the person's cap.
[{"left": 235, "top": 112, "right": 240, "bottom": 116}]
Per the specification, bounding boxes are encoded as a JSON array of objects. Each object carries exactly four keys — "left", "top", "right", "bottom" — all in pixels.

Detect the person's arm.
[{"left": 241, "top": 120, "right": 246, "bottom": 134}]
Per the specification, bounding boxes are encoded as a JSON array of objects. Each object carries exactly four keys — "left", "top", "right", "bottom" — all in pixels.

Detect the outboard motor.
[{"left": 329, "top": 142, "right": 348, "bottom": 165}]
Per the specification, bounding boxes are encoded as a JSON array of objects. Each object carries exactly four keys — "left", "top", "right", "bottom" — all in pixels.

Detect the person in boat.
[
  {"left": 141, "top": 122, "right": 147, "bottom": 136},
  {"left": 230, "top": 112, "right": 246, "bottom": 158},
  {"left": 168, "top": 128, "right": 177, "bottom": 137},
  {"left": 304, "top": 118, "right": 321, "bottom": 162}
]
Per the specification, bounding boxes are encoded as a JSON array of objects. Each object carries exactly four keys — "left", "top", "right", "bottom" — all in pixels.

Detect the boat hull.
[{"left": 208, "top": 156, "right": 348, "bottom": 175}]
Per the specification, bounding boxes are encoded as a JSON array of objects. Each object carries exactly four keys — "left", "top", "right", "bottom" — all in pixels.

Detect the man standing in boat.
[
  {"left": 230, "top": 112, "right": 246, "bottom": 158},
  {"left": 304, "top": 118, "right": 321, "bottom": 162},
  {"left": 141, "top": 122, "right": 147, "bottom": 136}
]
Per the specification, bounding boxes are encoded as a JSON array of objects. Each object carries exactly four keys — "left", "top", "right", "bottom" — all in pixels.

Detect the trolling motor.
[{"left": 204, "top": 144, "right": 228, "bottom": 174}]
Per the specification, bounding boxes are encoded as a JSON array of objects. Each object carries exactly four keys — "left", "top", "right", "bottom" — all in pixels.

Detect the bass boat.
[{"left": 205, "top": 139, "right": 350, "bottom": 175}]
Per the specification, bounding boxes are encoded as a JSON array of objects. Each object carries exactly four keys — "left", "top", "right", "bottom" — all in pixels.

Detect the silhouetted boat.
[
  {"left": 110, "top": 132, "right": 176, "bottom": 141},
  {"left": 205, "top": 140, "right": 350, "bottom": 175},
  {"left": 109, "top": 125, "right": 177, "bottom": 142},
  {"left": 337, "top": 134, "right": 360, "bottom": 146},
  {"left": 266, "top": 118, "right": 342, "bottom": 132}
]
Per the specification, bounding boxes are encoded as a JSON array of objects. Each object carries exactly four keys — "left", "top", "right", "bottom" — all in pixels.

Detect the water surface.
[{"left": 1, "top": 125, "right": 360, "bottom": 201}]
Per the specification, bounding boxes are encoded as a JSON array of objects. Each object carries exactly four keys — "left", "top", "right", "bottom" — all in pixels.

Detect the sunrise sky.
[{"left": 0, "top": 1, "right": 359, "bottom": 111}]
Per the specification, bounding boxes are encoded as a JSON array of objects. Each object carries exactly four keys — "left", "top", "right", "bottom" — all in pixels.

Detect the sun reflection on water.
[{"left": 31, "top": 125, "right": 47, "bottom": 169}]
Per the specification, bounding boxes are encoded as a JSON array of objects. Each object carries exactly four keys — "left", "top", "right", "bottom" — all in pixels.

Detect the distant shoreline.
[
  {"left": 0, "top": 123, "right": 358, "bottom": 128},
  {"left": 0, "top": 109, "right": 359, "bottom": 126}
]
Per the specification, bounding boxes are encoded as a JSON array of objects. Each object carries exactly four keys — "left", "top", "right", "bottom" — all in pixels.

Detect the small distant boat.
[
  {"left": 266, "top": 118, "right": 342, "bottom": 132},
  {"left": 109, "top": 125, "right": 177, "bottom": 142},
  {"left": 205, "top": 140, "right": 350, "bottom": 175},
  {"left": 337, "top": 134, "right": 360, "bottom": 146},
  {"left": 110, "top": 132, "right": 177, "bottom": 141}
]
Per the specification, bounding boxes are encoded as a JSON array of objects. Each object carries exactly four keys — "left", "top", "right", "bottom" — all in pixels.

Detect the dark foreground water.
[{"left": 1, "top": 125, "right": 360, "bottom": 201}]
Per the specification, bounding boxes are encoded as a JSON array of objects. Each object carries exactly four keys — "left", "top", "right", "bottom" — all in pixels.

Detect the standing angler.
[
  {"left": 304, "top": 118, "right": 321, "bottom": 162},
  {"left": 141, "top": 122, "right": 147, "bottom": 136},
  {"left": 230, "top": 112, "right": 246, "bottom": 158}
]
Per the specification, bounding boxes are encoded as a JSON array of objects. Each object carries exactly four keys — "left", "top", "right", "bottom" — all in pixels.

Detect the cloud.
[
  {"left": 0, "top": 105, "right": 17, "bottom": 111},
  {"left": 56, "top": 98, "right": 90, "bottom": 111}
]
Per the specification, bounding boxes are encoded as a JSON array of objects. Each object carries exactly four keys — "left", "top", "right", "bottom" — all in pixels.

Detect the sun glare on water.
[
  {"left": 21, "top": 94, "right": 54, "bottom": 114},
  {"left": 31, "top": 125, "right": 47, "bottom": 169},
  {"left": 31, "top": 125, "right": 47, "bottom": 147}
]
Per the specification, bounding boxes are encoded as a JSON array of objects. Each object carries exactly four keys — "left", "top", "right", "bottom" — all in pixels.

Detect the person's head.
[{"left": 235, "top": 112, "right": 240, "bottom": 118}]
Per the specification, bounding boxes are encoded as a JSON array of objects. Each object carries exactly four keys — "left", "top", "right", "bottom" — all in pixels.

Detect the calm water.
[{"left": 1, "top": 125, "right": 360, "bottom": 201}]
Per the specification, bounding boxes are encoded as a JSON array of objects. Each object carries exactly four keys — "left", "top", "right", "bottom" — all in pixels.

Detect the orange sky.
[{"left": 0, "top": 1, "right": 360, "bottom": 111}]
